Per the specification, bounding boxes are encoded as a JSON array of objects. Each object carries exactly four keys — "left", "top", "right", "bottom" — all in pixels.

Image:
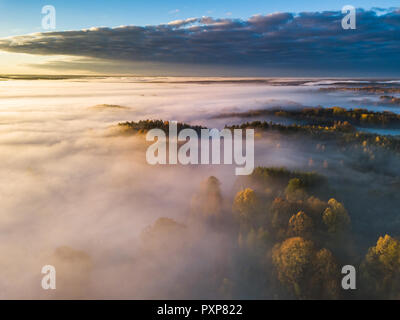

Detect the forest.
[
  {"left": 115, "top": 118, "right": 400, "bottom": 299},
  {"left": 213, "top": 107, "right": 400, "bottom": 128}
]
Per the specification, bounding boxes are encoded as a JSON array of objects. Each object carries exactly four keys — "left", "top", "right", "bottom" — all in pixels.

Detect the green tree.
[{"left": 285, "top": 178, "right": 307, "bottom": 201}]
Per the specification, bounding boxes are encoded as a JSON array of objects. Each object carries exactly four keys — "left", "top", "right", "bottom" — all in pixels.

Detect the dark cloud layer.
[{"left": 1, "top": 9, "right": 399, "bottom": 74}]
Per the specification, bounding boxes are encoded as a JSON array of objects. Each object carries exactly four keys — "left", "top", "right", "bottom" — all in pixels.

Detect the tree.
[
  {"left": 360, "top": 234, "right": 400, "bottom": 299},
  {"left": 310, "top": 248, "right": 340, "bottom": 299},
  {"left": 287, "top": 211, "right": 313, "bottom": 238},
  {"left": 191, "top": 176, "right": 223, "bottom": 220},
  {"left": 239, "top": 227, "right": 271, "bottom": 252},
  {"left": 285, "top": 178, "right": 307, "bottom": 201},
  {"left": 272, "top": 237, "right": 315, "bottom": 298},
  {"left": 49, "top": 246, "right": 93, "bottom": 299},
  {"left": 218, "top": 278, "right": 234, "bottom": 299},
  {"left": 272, "top": 237, "right": 340, "bottom": 299},
  {"left": 270, "top": 197, "right": 299, "bottom": 239},
  {"left": 322, "top": 198, "right": 350, "bottom": 233},
  {"left": 233, "top": 188, "right": 261, "bottom": 228},
  {"left": 141, "top": 217, "right": 187, "bottom": 254},
  {"left": 304, "top": 196, "right": 327, "bottom": 221}
]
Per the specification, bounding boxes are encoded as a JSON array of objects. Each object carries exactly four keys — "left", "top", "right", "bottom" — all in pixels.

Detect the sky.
[{"left": 0, "top": 0, "right": 399, "bottom": 76}]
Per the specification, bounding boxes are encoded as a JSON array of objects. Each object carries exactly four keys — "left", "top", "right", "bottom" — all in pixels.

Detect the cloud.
[
  {"left": 0, "top": 8, "right": 399, "bottom": 75},
  {"left": 167, "top": 17, "right": 198, "bottom": 27}
]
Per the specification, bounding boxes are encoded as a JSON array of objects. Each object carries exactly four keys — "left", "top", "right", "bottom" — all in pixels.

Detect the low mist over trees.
[{"left": 138, "top": 166, "right": 400, "bottom": 299}]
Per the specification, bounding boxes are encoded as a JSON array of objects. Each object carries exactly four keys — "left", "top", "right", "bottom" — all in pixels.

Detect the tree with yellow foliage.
[
  {"left": 272, "top": 237, "right": 340, "bottom": 299},
  {"left": 322, "top": 199, "right": 351, "bottom": 233},
  {"left": 360, "top": 234, "right": 400, "bottom": 299},
  {"left": 233, "top": 188, "right": 262, "bottom": 229},
  {"left": 272, "top": 237, "right": 315, "bottom": 298},
  {"left": 310, "top": 248, "right": 340, "bottom": 299},
  {"left": 287, "top": 211, "right": 313, "bottom": 238}
]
